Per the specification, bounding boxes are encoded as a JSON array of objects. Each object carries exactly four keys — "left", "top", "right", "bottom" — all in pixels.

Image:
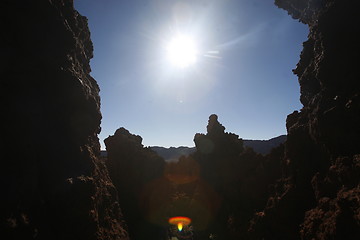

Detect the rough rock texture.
[
  {"left": 302, "top": 155, "right": 360, "bottom": 239},
  {"left": 1, "top": 1, "right": 128, "bottom": 239},
  {"left": 249, "top": 0, "right": 360, "bottom": 239}
]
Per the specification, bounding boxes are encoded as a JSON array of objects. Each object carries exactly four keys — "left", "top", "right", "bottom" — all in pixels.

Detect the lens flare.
[
  {"left": 169, "top": 216, "right": 191, "bottom": 232},
  {"left": 178, "top": 222, "right": 183, "bottom": 231}
]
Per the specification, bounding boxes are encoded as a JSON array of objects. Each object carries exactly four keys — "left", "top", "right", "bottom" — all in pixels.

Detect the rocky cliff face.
[
  {"left": 1, "top": 1, "right": 128, "bottom": 239},
  {"left": 249, "top": 0, "right": 360, "bottom": 239}
]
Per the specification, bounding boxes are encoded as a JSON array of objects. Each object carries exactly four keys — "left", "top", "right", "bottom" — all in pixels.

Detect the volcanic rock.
[
  {"left": 249, "top": 0, "right": 360, "bottom": 239},
  {"left": 1, "top": 1, "right": 128, "bottom": 239}
]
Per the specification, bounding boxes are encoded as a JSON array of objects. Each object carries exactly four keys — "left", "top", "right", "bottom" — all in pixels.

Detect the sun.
[{"left": 166, "top": 34, "right": 198, "bottom": 68}]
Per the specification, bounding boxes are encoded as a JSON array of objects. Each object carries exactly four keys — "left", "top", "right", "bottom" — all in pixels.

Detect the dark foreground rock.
[
  {"left": 1, "top": 1, "right": 128, "bottom": 239},
  {"left": 104, "top": 128, "right": 166, "bottom": 240},
  {"left": 189, "top": 115, "right": 284, "bottom": 239},
  {"left": 249, "top": 0, "right": 360, "bottom": 239}
]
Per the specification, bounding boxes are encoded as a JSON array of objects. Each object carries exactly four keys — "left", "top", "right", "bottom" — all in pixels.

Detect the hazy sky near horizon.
[{"left": 74, "top": 0, "right": 308, "bottom": 149}]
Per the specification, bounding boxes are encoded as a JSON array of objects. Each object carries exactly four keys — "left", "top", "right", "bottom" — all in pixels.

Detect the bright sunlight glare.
[{"left": 166, "top": 35, "right": 198, "bottom": 68}]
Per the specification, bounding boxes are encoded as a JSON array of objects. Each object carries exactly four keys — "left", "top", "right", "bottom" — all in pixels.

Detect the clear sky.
[{"left": 74, "top": 0, "right": 308, "bottom": 149}]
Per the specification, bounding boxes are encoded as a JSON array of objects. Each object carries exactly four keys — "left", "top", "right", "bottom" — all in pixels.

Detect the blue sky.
[{"left": 74, "top": 0, "right": 308, "bottom": 149}]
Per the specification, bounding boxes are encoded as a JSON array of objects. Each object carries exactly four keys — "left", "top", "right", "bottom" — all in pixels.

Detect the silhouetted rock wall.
[
  {"left": 1, "top": 1, "right": 128, "bottom": 239},
  {"left": 192, "top": 115, "right": 284, "bottom": 239},
  {"left": 249, "top": 0, "right": 360, "bottom": 239},
  {"left": 105, "top": 128, "right": 166, "bottom": 240}
]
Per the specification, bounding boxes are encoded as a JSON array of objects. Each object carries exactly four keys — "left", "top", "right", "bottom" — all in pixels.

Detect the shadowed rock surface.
[
  {"left": 1, "top": 1, "right": 128, "bottom": 239},
  {"left": 249, "top": 0, "right": 360, "bottom": 239},
  {"left": 191, "top": 115, "right": 284, "bottom": 239},
  {"left": 2, "top": 0, "right": 359, "bottom": 239},
  {"left": 104, "top": 128, "right": 166, "bottom": 240}
]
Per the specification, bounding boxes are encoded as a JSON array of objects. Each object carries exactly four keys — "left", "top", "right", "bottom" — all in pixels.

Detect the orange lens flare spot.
[
  {"left": 178, "top": 222, "right": 183, "bottom": 231},
  {"left": 168, "top": 216, "right": 191, "bottom": 231}
]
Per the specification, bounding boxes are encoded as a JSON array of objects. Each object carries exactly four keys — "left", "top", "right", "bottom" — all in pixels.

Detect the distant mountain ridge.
[
  {"left": 243, "top": 135, "right": 287, "bottom": 155},
  {"left": 150, "top": 135, "right": 287, "bottom": 161},
  {"left": 150, "top": 146, "right": 197, "bottom": 162},
  {"left": 100, "top": 135, "right": 287, "bottom": 161}
]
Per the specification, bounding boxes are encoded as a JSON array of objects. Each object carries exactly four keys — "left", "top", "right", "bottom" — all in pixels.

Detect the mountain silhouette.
[{"left": 150, "top": 135, "right": 286, "bottom": 161}]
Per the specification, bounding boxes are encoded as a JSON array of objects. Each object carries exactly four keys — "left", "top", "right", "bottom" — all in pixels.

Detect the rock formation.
[
  {"left": 3, "top": 0, "right": 358, "bottom": 239},
  {"left": 1, "top": 1, "right": 128, "bottom": 239},
  {"left": 192, "top": 115, "right": 284, "bottom": 239},
  {"left": 104, "top": 128, "right": 166, "bottom": 240},
  {"left": 249, "top": 0, "right": 360, "bottom": 239}
]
